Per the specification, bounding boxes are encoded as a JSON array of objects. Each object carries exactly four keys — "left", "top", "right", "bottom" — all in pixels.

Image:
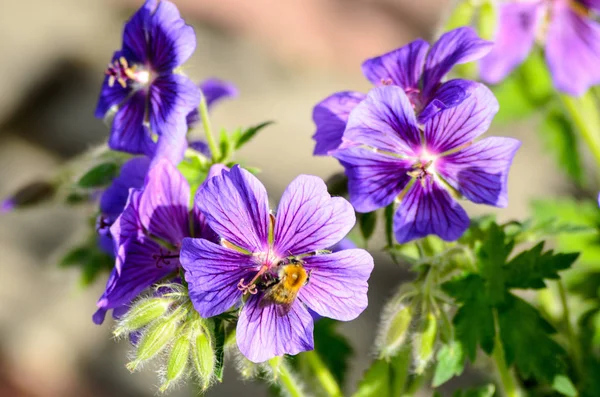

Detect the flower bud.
[
  {"left": 160, "top": 331, "right": 192, "bottom": 392},
  {"left": 126, "top": 312, "right": 181, "bottom": 371},
  {"left": 114, "top": 297, "right": 173, "bottom": 337},
  {"left": 1, "top": 181, "right": 55, "bottom": 212},
  {"left": 192, "top": 331, "right": 215, "bottom": 390},
  {"left": 413, "top": 312, "right": 438, "bottom": 374},
  {"left": 375, "top": 284, "right": 415, "bottom": 360}
]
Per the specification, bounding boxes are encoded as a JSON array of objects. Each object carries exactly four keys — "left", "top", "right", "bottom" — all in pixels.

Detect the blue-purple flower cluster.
[{"left": 91, "top": 0, "right": 522, "bottom": 367}]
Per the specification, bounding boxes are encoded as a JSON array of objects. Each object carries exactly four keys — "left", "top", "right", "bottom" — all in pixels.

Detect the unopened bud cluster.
[{"left": 114, "top": 284, "right": 218, "bottom": 392}]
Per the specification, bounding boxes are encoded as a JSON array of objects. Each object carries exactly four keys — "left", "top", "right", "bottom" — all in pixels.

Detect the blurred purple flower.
[
  {"left": 180, "top": 166, "right": 374, "bottom": 362},
  {"left": 313, "top": 27, "right": 493, "bottom": 155},
  {"left": 93, "top": 159, "right": 223, "bottom": 324},
  {"left": 332, "top": 84, "right": 520, "bottom": 243},
  {"left": 186, "top": 78, "right": 239, "bottom": 127},
  {"left": 480, "top": 0, "right": 600, "bottom": 96},
  {"left": 95, "top": 0, "right": 201, "bottom": 164}
]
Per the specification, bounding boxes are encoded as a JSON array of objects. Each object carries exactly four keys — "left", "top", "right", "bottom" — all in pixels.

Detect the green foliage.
[
  {"left": 358, "top": 211, "right": 377, "bottom": 244},
  {"left": 432, "top": 340, "right": 465, "bottom": 387},
  {"left": 216, "top": 121, "right": 273, "bottom": 162},
  {"left": 353, "top": 348, "right": 411, "bottom": 397},
  {"left": 77, "top": 162, "right": 119, "bottom": 188},
  {"left": 312, "top": 319, "right": 353, "bottom": 386},
  {"left": 59, "top": 235, "right": 114, "bottom": 286}
]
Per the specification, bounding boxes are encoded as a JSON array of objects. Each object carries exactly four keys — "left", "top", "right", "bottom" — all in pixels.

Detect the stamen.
[
  {"left": 381, "top": 78, "right": 393, "bottom": 86},
  {"left": 152, "top": 248, "right": 179, "bottom": 268},
  {"left": 238, "top": 264, "right": 269, "bottom": 295},
  {"left": 105, "top": 56, "right": 148, "bottom": 88}
]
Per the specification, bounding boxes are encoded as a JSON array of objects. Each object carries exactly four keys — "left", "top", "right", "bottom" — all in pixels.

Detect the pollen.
[{"left": 105, "top": 57, "right": 150, "bottom": 88}]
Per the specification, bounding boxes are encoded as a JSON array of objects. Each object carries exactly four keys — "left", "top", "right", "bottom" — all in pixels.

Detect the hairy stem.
[
  {"left": 304, "top": 351, "right": 343, "bottom": 397},
  {"left": 492, "top": 310, "right": 521, "bottom": 397},
  {"left": 199, "top": 94, "right": 221, "bottom": 162},
  {"left": 270, "top": 359, "right": 305, "bottom": 397}
]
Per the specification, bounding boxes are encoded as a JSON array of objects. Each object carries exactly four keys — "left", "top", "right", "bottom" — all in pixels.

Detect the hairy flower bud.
[
  {"left": 413, "top": 312, "right": 438, "bottom": 374},
  {"left": 160, "top": 331, "right": 192, "bottom": 392},
  {"left": 375, "top": 285, "right": 415, "bottom": 360},
  {"left": 114, "top": 297, "right": 173, "bottom": 337},
  {"left": 192, "top": 325, "right": 215, "bottom": 390}
]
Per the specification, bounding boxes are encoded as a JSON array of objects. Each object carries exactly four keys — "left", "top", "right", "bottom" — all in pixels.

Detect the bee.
[{"left": 260, "top": 259, "right": 311, "bottom": 316}]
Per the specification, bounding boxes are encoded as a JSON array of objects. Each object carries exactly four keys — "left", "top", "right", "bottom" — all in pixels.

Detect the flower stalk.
[
  {"left": 304, "top": 351, "right": 343, "bottom": 397},
  {"left": 492, "top": 310, "right": 521, "bottom": 397},
  {"left": 270, "top": 358, "right": 306, "bottom": 397},
  {"left": 199, "top": 93, "right": 221, "bottom": 161}
]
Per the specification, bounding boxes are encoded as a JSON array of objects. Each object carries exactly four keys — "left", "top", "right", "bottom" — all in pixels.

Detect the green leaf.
[
  {"left": 552, "top": 375, "right": 577, "bottom": 397},
  {"left": 540, "top": 107, "right": 584, "bottom": 185},
  {"left": 235, "top": 121, "right": 274, "bottom": 149},
  {"left": 504, "top": 242, "right": 578, "bottom": 289},
  {"left": 212, "top": 318, "right": 226, "bottom": 382},
  {"left": 325, "top": 172, "right": 348, "bottom": 197},
  {"left": 358, "top": 211, "right": 377, "bottom": 242},
  {"left": 477, "top": 223, "right": 512, "bottom": 305},
  {"left": 497, "top": 295, "right": 568, "bottom": 384},
  {"left": 444, "top": 275, "right": 495, "bottom": 360},
  {"left": 451, "top": 384, "right": 496, "bottom": 397},
  {"left": 59, "top": 240, "right": 114, "bottom": 286},
  {"left": 219, "top": 128, "right": 236, "bottom": 162},
  {"left": 384, "top": 204, "right": 395, "bottom": 249},
  {"left": 77, "top": 162, "right": 118, "bottom": 188},
  {"left": 432, "top": 340, "right": 465, "bottom": 387},
  {"left": 177, "top": 156, "right": 208, "bottom": 203},
  {"left": 353, "top": 359, "right": 389, "bottom": 397},
  {"left": 313, "top": 319, "right": 353, "bottom": 386}
]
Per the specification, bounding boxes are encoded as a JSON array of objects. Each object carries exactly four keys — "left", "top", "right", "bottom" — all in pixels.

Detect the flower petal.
[
  {"left": 187, "top": 78, "right": 239, "bottom": 127},
  {"left": 312, "top": 91, "right": 365, "bottom": 155},
  {"left": 343, "top": 86, "right": 420, "bottom": 155},
  {"left": 424, "top": 83, "right": 498, "bottom": 153},
  {"left": 100, "top": 156, "right": 151, "bottom": 218},
  {"left": 361, "top": 39, "right": 429, "bottom": 89},
  {"left": 333, "top": 147, "right": 412, "bottom": 213},
  {"left": 237, "top": 296, "right": 314, "bottom": 362},
  {"left": 109, "top": 91, "right": 156, "bottom": 156},
  {"left": 148, "top": 0, "right": 196, "bottom": 72},
  {"left": 122, "top": 0, "right": 158, "bottom": 63},
  {"left": 95, "top": 236, "right": 178, "bottom": 321},
  {"left": 299, "top": 249, "right": 373, "bottom": 321},
  {"left": 95, "top": 51, "right": 132, "bottom": 118},
  {"left": 195, "top": 165, "right": 270, "bottom": 252},
  {"left": 479, "top": 2, "right": 543, "bottom": 84},
  {"left": 545, "top": 2, "right": 600, "bottom": 96},
  {"left": 438, "top": 137, "right": 521, "bottom": 207},
  {"left": 151, "top": 118, "right": 189, "bottom": 165},
  {"left": 110, "top": 189, "right": 144, "bottom": 250},
  {"left": 418, "top": 79, "right": 480, "bottom": 124},
  {"left": 423, "top": 27, "right": 493, "bottom": 97},
  {"left": 180, "top": 238, "right": 256, "bottom": 317},
  {"left": 273, "top": 175, "right": 355, "bottom": 256},
  {"left": 394, "top": 179, "right": 469, "bottom": 243},
  {"left": 149, "top": 74, "right": 201, "bottom": 138},
  {"left": 137, "top": 158, "right": 190, "bottom": 245},
  {"left": 580, "top": 0, "right": 600, "bottom": 12}
]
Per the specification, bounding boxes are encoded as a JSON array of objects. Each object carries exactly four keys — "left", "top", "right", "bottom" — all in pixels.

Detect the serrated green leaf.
[
  {"left": 432, "top": 340, "right": 465, "bottom": 387},
  {"left": 313, "top": 319, "right": 353, "bottom": 386},
  {"left": 540, "top": 107, "right": 584, "bottom": 185},
  {"left": 478, "top": 223, "right": 512, "bottom": 305},
  {"left": 358, "top": 211, "right": 377, "bottom": 243},
  {"left": 78, "top": 162, "right": 118, "bottom": 188},
  {"left": 235, "top": 121, "right": 274, "bottom": 149}
]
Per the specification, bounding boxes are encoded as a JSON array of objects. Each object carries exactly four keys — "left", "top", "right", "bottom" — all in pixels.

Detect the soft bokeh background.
[{"left": 0, "top": 0, "right": 567, "bottom": 396}]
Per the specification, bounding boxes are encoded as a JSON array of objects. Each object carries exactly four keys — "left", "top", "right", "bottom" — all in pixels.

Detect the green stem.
[
  {"left": 558, "top": 280, "right": 582, "bottom": 378},
  {"left": 560, "top": 93, "right": 600, "bottom": 174},
  {"left": 270, "top": 359, "right": 305, "bottom": 397},
  {"left": 304, "top": 351, "right": 343, "bottom": 397},
  {"left": 199, "top": 94, "right": 221, "bottom": 162},
  {"left": 492, "top": 310, "right": 521, "bottom": 397}
]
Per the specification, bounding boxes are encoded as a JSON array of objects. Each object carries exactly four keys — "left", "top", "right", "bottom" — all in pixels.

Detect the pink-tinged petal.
[
  {"left": 312, "top": 91, "right": 365, "bottom": 155},
  {"left": 424, "top": 83, "right": 498, "bottom": 153},
  {"left": 138, "top": 159, "right": 190, "bottom": 245},
  {"left": 299, "top": 249, "right": 373, "bottom": 321},
  {"left": 394, "top": 179, "right": 470, "bottom": 243},
  {"left": 480, "top": 1, "right": 543, "bottom": 84},
  {"left": 109, "top": 91, "right": 156, "bottom": 157},
  {"left": 343, "top": 86, "right": 420, "bottom": 155},
  {"left": 148, "top": 0, "right": 196, "bottom": 72},
  {"left": 423, "top": 27, "right": 493, "bottom": 96},
  {"left": 438, "top": 137, "right": 521, "bottom": 207},
  {"left": 237, "top": 297, "right": 314, "bottom": 362},
  {"left": 333, "top": 147, "right": 413, "bottom": 213},
  {"left": 95, "top": 51, "right": 132, "bottom": 118},
  {"left": 180, "top": 238, "right": 257, "bottom": 318},
  {"left": 361, "top": 39, "right": 429, "bottom": 89},
  {"left": 149, "top": 74, "right": 201, "bottom": 138},
  {"left": 580, "top": 0, "right": 600, "bottom": 12},
  {"left": 273, "top": 175, "right": 355, "bottom": 256},
  {"left": 95, "top": 235, "right": 178, "bottom": 322},
  {"left": 122, "top": 0, "right": 158, "bottom": 63},
  {"left": 546, "top": 2, "right": 600, "bottom": 96},
  {"left": 418, "top": 79, "right": 480, "bottom": 124},
  {"left": 195, "top": 165, "right": 270, "bottom": 252}
]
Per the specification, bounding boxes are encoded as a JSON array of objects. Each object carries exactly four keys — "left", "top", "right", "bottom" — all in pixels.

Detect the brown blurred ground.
[{"left": 0, "top": 0, "right": 566, "bottom": 396}]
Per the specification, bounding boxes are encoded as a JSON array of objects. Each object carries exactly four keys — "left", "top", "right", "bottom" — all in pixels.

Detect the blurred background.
[{"left": 0, "top": 0, "right": 568, "bottom": 396}]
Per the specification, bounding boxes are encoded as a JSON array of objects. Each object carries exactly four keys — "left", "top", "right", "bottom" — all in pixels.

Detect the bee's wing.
[{"left": 259, "top": 288, "right": 297, "bottom": 317}]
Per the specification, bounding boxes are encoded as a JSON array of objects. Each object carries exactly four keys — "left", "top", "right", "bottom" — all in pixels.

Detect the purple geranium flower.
[
  {"left": 180, "top": 166, "right": 374, "bottom": 362},
  {"left": 95, "top": 0, "right": 201, "bottom": 163},
  {"left": 93, "top": 159, "right": 222, "bottom": 324},
  {"left": 480, "top": 0, "right": 600, "bottom": 96},
  {"left": 332, "top": 84, "right": 520, "bottom": 244},
  {"left": 312, "top": 27, "right": 493, "bottom": 155}
]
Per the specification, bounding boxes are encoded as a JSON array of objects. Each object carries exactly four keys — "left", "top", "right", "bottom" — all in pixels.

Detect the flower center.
[
  {"left": 152, "top": 248, "right": 179, "bottom": 269},
  {"left": 105, "top": 56, "right": 151, "bottom": 89},
  {"left": 408, "top": 152, "right": 437, "bottom": 181}
]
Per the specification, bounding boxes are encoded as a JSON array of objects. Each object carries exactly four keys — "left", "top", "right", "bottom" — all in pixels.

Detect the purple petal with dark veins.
[
  {"left": 180, "top": 238, "right": 257, "bottom": 318},
  {"left": 108, "top": 91, "right": 156, "bottom": 157},
  {"left": 480, "top": 1, "right": 542, "bottom": 84},
  {"left": 95, "top": 51, "right": 132, "bottom": 119},
  {"left": 424, "top": 83, "right": 498, "bottom": 153},
  {"left": 343, "top": 86, "right": 421, "bottom": 155},
  {"left": 299, "top": 249, "right": 373, "bottom": 321},
  {"left": 312, "top": 91, "right": 365, "bottom": 155},
  {"left": 195, "top": 165, "right": 271, "bottom": 253},
  {"left": 361, "top": 39, "right": 429, "bottom": 89},
  {"left": 333, "top": 147, "right": 413, "bottom": 213},
  {"left": 100, "top": 156, "right": 151, "bottom": 219},
  {"left": 122, "top": 0, "right": 158, "bottom": 63},
  {"left": 237, "top": 296, "right": 314, "bottom": 362},
  {"left": 393, "top": 179, "right": 470, "bottom": 243},
  {"left": 438, "top": 137, "right": 521, "bottom": 207},
  {"left": 273, "top": 175, "right": 355, "bottom": 256},
  {"left": 418, "top": 79, "right": 480, "bottom": 124}
]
